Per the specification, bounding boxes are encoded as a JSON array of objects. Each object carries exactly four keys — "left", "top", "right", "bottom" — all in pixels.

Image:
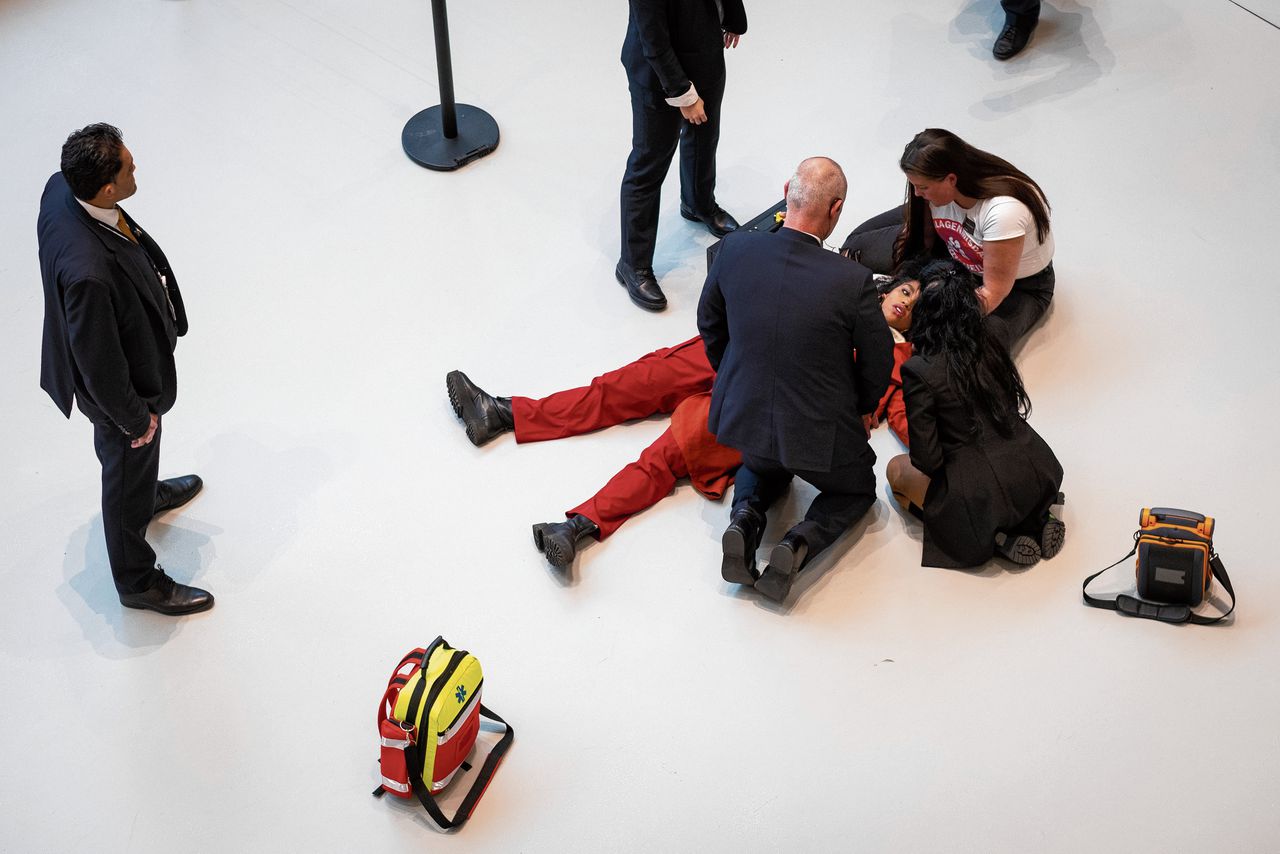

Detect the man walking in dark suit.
[
  {"left": 697, "top": 157, "right": 894, "bottom": 603},
  {"left": 993, "top": 0, "right": 1040, "bottom": 60},
  {"left": 617, "top": 0, "right": 747, "bottom": 312},
  {"left": 38, "top": 124, "right": 212, "bottom": 615}
]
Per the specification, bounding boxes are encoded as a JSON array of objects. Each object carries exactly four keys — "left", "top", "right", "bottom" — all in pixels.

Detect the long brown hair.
[{"left": 892, "top": 129, "right": 1051, "bottom": 267}]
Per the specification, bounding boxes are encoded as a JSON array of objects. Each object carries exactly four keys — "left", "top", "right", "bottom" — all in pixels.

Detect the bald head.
[
  {"left": 783, "top": 157, "right": 847, "bottom": 241},
  {"left": 785, "top": 157, "right": 846, "bottom": 213}
]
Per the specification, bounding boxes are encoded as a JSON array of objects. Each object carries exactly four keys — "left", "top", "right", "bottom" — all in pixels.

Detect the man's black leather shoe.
[
  {"left": 120, "top": 572, "right": 214, "bottom": 615},
  {"left": 446, "top": 370, "right": 514, "bottom": 446},
  {"left": 615, "top": 262, "right": 667, "bottom": 312},
  {"left": 532, "top": 515, "right": 600, "bottom": 568},
  {"left": 680, "top": 205, "right": 740, "bottom": 238},
  {"left": 721, "top": 506, "right": 764, "bottom": 585},
  {"left": 993, "top": 13, "right": 1037, "bottom": 60},
  {"left": 755, "top": 532, "right": 808, "bottom": 603},
  {"left": 153, "top": 475, "right": 203, "bottom": 516}
]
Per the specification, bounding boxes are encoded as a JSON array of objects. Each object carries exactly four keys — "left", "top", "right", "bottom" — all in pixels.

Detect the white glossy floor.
[{"left": 3, "top": 1, "right": 1279, "bottom": 851}]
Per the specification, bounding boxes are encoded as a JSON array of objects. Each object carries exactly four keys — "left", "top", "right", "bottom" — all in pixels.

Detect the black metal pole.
[
  {"left": 431, "top": 0, "right": 458, "bottom": 139},
  {"left": 401, "top": 0, "right": 499, "bottom": 171}
]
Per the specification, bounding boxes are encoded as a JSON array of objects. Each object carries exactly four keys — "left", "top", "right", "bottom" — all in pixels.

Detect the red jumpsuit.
[
  {"left": 510, "top": 337, "right": 728, "bottom": 539},
  {"left": 510, "top": 337, "right": 912, "bottom": 540}
]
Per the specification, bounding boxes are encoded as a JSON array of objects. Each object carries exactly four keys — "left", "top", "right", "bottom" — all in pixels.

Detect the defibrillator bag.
[
  {"left": 1082, "top": 507, "right": 1235, "bottom": 625},
  {"left": 372, "top": 637, "right": 513, "bottom": 829}
]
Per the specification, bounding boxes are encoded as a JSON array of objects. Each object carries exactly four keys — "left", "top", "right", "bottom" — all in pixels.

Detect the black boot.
[
  {"left": 446, "top": 370, "right": 514, "bottom": 446},
  {"left": 721, "top": 505, "right": 764, "bottom": 585},
  {"left": 1039, "top": 492, "right": 1066, "bottom": 559},
  {"left": 532, "top": 515, "right": 599, "bottom": 568},
  {"left": 755, "top": 532, "right": 808, "bottom": 603},
  {"left": 994, "top": 531, "right": 1041, "bottom": 566}
]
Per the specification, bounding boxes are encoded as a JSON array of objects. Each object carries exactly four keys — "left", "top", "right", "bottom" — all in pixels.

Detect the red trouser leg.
[
  {"left": 511, "top": 337, "right": 713, "bottom": 443},
  {"left": 567, "top": 428, "right": 690, "bottom": 540}
]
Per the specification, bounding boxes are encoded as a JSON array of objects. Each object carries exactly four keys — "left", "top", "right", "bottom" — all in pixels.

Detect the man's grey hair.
[{"left": 785, "top": 157, "right": 847, "bottom": 212}]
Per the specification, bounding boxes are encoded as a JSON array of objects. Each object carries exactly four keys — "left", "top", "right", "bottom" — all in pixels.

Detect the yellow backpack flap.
[{"left": 392, "top": 639, "right": 483, "bottom": 789}]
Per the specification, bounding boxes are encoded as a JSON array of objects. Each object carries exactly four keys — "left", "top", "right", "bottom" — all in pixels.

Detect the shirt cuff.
[{"left": 665, "top": 84, "right": 699, "bottom": 108}]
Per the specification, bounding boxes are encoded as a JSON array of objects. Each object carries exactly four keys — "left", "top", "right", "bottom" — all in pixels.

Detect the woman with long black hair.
[
  {"left": 886, "top": 261, "right": 1064, "bottom": 568},
  {"left": 842, "top": 128, "right": 1055, "bottom": 349}
]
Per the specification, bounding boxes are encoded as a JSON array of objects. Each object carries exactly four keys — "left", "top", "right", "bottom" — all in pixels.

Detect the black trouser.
[
  {"left": 93, "top": 419, "right": 163, "bottom": 595},
  {"left": 619, "top": 75, "right": 725, "bottom": 269},
  {"left": 1001, "top": 0, "right": 1041, "bottom": 18},
  {"left": 732, "top": 445, "right": 878, "bottom": 568},
  {"left": 839, "top": 205, "right": 905, "bottom": 275},
  {"left": 987, "top": 262, "right": 1055, "bottom": 351}
]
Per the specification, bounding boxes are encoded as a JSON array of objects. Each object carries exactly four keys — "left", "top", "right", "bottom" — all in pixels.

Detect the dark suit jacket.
[
  {"left": 903, "top": 353, "right": 1063, "bottom": 568},
  {"left": 38, "top": 172, "right": 187, "bottom": 439},
  {"left": 622, "top": 0, "right": 747, "bottom": 104},
  {"left": 697, "top": 227, "right": 894, "bottom": 473}
]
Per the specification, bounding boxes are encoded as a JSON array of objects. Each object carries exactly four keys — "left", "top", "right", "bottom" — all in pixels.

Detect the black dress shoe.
[
  {"left": 755, "top": 532, "right": 808, "bottom": 603},
  {"left": 446, "top": 370, "right": 514, "bottom": 446},
  {"left": 721, "top": 506, "right": 764, "bottom": 585},
  {"left": 680, "top": 205, "right": 740, "bottom": 238},
  {"left": 153, "top": 474, "right": 203, "bottom": 515},
  {"left": 532, "top": 515, "right": 600, "bottom": 568},
  {"left": 120, "top": 572, "right": 214, "bottom": 615},
  {"left": 615, "top": 262, "right": 667, "bottom": 312},
  {"left": 993, "top": 13, "right": 1037, "bottom": 60}
]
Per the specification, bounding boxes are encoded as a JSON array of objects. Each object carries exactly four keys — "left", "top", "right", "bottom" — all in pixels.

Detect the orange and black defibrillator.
[{"left": 1082, "top": 507, "right": 1235, "bottom": 625}]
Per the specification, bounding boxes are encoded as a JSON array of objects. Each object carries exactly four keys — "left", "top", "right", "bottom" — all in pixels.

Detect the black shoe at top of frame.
[
  {"left": 446, "top": 370, "right": 514, "bottom": 447},
  {"left": 993, "top": 14, "right": 1037, "bottom": 61},
  {"left": 615, "top": 262, "right": 667, "bottom": 312},
  {"left": 680, "top": 205, "right": 740, "bottom": 238},
  {"left": 119, "top": 571, "right": 214, "bottom": 616},
  {"left": 154, "top": 474, "right": 203, "bottom": 516}
]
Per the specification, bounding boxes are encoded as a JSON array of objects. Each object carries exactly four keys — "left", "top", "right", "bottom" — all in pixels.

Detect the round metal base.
[{"left": 401, "top": 104, "right": 499, "bottom": 171}]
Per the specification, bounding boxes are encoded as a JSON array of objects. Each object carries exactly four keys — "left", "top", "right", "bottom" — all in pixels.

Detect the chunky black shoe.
[
  {"left": 120, "top": 571, "right": 214, "bottom": 615},
  {"left": 1039, "top": 513, "right": 1066, "bottom": 559},
  {"left": 615, "top": 262, "right": 667, "bottom": 312},
  {"left": 994, "top": 531, "right": 1042, "bottom": 566},
  {"left": 721, "top": 506, "right": 764, "bottom": 585},
  {"left": 532, "top": 515, "right": 600, "bottom": 568},
  {"left": 680, "top": 205, "right": 740, "bottom": 238},
  {"left": 446, "top": 370, "right": 514, "bottom": 446},
  {"left": 755, "top": 532, "right": 808, "bottom": 603},
  {"left": 153, "top": 475, "right": 203, "bottom": 515},
  {"left": 993, "top": 13, "right": 1037, "bottom": 60}
]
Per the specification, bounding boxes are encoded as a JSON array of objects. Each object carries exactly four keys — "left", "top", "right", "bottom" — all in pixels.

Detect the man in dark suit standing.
[
  {"left": 697, "top": 157, "right": 894, "bottom": 603},
  {"left": 38, "top": 124, "right": 212, "bottom": 615},
  {"left": 617, "top": 0, "right": 747, "bottom": 312}
]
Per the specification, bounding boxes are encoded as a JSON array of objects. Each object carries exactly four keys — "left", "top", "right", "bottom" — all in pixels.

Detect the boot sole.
[
  {"left": 996, "top": 534, "right": 1042, "bottom": 566},
  {"left": 1040, "top": 517, "right": 1066, "bottom": 560},
  {"left": 445, "top": 371, "right": 466, "bottom": 420},
  {"left": 720, "top": 527, "right": 757, "bottom": 585},
  {"left": 531, "top": 523, "right": 548, "bottom": 552},
  {"left": 543, "top": 536, "right": 574, "bottom": 568}
]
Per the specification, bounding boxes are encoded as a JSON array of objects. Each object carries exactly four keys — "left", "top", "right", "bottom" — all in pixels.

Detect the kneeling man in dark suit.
[
  {"left": 38, "top": 124, "right": 212, "bottom": 615},
  {"left": 697, "top": 157, "right": 894, "bottom": 602}
]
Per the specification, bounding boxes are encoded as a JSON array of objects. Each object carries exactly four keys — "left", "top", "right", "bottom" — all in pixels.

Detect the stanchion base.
[{"left": 401, "top": 104, "right": 499, "bottom": 171}]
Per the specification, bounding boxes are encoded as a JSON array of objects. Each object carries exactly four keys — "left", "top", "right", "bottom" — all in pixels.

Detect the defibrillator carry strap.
[
  {"left": 1082, "top": 541, "right": 1235, "bottom": 626},
  {"left": 406, "top": 705, "right": 514, "bottom": 831}
]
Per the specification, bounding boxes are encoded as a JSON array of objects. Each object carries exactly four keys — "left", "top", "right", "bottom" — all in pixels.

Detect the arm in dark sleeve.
[
  {"left": 697, "top": 243, "right": 729, "bottom": 372},
  {"left": 902, "top": 361, "right": 943, "bottom": 477},
  {"left": 63, "top": 277, "right": 153, "bottom": 437},
  {"left": 849, "top": 273, "right": 894, "bottom": 415},
  {"left": 721, "top": 0, "right": 748, "bottom": 34},
  {"left": 630, "top": 0, "right": 692, "bottom": 98}
]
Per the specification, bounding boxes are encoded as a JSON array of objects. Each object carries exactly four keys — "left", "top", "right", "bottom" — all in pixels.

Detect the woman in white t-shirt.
[{"left": 841, "top": 128, "right": 1054, "bottom": 349}]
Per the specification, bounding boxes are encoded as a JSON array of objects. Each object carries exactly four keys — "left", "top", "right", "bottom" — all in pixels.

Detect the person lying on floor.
[
  {"left": 443, "top": 269, "right": 922, "bottom": 573},
  {"left": 867, "top": 258, "right": 927, "bottom": 447},
  {"left": 886, "top": 261, "right": 1065, "bottom": 569}
]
